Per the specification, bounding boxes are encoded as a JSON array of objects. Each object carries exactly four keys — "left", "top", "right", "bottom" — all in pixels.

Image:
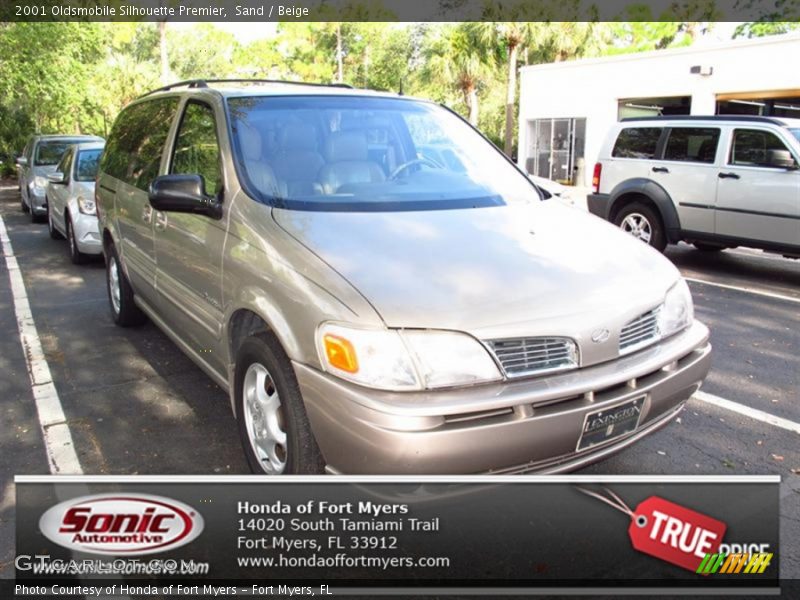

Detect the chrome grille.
[
  {"left": 619, "top": 307, "right": 660, "bottom": 354},
  {"left": 487, "top": 337, "right": 577, "bottom": 378}
]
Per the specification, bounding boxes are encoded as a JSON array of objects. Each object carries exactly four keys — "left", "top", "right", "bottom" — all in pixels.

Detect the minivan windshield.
[
  {"left": 228, "top": 96, "right": 538, "bottom": 211},
  {"left": 75, "top": 148, "right": 103, "bottom": 181},
  {"left": 790, "top": 128, "right": 800, "bottom": 144}
]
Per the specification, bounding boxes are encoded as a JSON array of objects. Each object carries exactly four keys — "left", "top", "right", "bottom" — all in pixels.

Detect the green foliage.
[
  {"left": 734, "top": 22, "right": 800, "bottom": 38},
  {"left": 1, "top": 13, "right": 798, "bottom": 176}
]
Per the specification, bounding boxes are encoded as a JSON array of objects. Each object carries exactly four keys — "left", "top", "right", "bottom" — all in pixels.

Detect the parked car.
[
  {"left": 97, "top": 79, "right": 711, "bottom": 475},
  {"left": 588, "top": 116, "right": 800, "bottom": 256},
  {"left": 46, "top": 141, "right": 105, "bottom": 264},
  {"left": 17, "top": 134, "right": 104, "bottom": 222}
]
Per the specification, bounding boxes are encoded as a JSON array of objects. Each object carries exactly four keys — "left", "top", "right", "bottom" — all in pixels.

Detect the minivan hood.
[{"left": 274, "top": 202, "right": 680, "bottom": 352}]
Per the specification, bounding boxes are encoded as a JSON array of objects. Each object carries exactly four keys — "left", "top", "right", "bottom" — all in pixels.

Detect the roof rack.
[
  {"left": 620, "top": 115, "right": 787, "bottom": 126},
  {"left": 139, "top": 78, "right": 353, "bottom": 98}
]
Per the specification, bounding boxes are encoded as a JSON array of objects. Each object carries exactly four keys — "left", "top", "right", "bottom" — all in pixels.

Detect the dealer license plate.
[{"left": 577, "top": 396, "right": 645, "bottom": 451}]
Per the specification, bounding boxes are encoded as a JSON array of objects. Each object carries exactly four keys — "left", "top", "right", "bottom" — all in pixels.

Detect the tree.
[
  {"left": 734, "top": 22, "right": 800, "bottom": 38},
  {"left": 470, "top": 22, "right": 541, "bottom": 155},
  {"left": 420, "top": 24, "right": 494, "bottom": 126}
]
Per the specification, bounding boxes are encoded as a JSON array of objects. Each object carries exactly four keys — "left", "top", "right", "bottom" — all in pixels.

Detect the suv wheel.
[
  {"left": 106, "top": 243, "right": 146, "bottom": 326},
  {"left": 614, "top": 203, "right": 666, "bottom": 252},
  {"left": 48, "top": 203, "right": 63, "bottom": 240},
  {"left": 66, "top": 217, "right": 87, "bottom": 264},
  {"left": 234, "top": 333, "right": 325, "bottom": 475}
]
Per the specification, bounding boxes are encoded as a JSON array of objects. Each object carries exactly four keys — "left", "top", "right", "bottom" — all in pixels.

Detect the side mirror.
[
  {"left": 47, "top": 172, "right": 66, "bottom": 184},
  {"left": 16, "top": 156, "right": 28, "bottom": 167},
  {"left": 149, "top": 174, "right": 222, "bottom": 219},
  {"left": 768, "top": 149, "right": 798, "bottom": 170}
]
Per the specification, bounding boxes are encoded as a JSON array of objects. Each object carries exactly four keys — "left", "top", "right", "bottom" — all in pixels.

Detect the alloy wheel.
[
  {"left": 620, "top": 213, "right": 652, "bottom": 244},
  {"left": 242, "top": 363, "right": 288, "bottom": 474},
  {"left": 108, "top": 258, "right": 121, "bottom": 315}
]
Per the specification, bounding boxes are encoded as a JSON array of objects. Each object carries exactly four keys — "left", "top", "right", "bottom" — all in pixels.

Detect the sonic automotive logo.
[{"left": 39, "top": 494, "right": 204, "bottom": 556}]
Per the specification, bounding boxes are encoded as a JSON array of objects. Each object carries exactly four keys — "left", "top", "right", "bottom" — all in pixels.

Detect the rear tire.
[
  {"left": 105, "top": 243, "right": 146, "bottom": 326},
  {"left": 66, "top": 216, "right": 88, "bottom": 265},
  {"left": 614, "top": 202, "right": 667, "bottom": 252},
  {"left": 693, "top": 242, "right": 725, "bottom": 253},
  {"left": 234, "top": 333, "right": 325, "bottom": 475}
]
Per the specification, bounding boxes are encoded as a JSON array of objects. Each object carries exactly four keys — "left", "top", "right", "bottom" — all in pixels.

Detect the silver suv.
[
  {"left": 96, "top": 79, "right": 711, "bottom": 475},
  {"left": 588, "top": 116, "right": 800, "bottom": 256}
]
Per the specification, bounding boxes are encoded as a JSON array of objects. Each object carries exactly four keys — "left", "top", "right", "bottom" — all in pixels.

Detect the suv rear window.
[
  {"left": 612, "top": 128, "right": 662, "bottom": 159},
  {"left": 101, "top": 97, "right": 178, "bottom": 190},
  {"left": 663, "top": 128, "right": 720, "bottom": 163}
]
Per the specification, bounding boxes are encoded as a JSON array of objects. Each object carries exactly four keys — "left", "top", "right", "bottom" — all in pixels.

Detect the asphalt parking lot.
[{"left": 1, "top": 184, "right": 798, "bottom": 579}]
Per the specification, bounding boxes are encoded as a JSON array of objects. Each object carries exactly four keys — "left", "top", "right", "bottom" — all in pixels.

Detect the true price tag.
[
  {"left": 580, "top": 488, "right": 727, "bottom": 573},
  {"left": 628, "top": 496, "right": 727, "bottom": 572}
]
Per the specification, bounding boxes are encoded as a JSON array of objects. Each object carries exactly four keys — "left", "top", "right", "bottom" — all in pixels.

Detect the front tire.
[
  {"left": 614, "top": 202, "right": 667, "bottom": 252},
  {"left": 48, "top": 204, "right": 64, "bottom": 240},
  {"left": 234, "top": 333, "right": 325, "bottom": 475},
  {"left": 66, "top": 216, "right": 88, "bottom": 264},
  {"left": 105, "top": 243, "right": 146, "bottom": 326}
]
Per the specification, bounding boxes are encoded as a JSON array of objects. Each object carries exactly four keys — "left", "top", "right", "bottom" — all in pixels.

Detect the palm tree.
[
  {"left": 471, "top": 22, "right": 540, "bottom": 156},
  {"left": 421, "top": 25, "right": 492, "bottom": 127}
]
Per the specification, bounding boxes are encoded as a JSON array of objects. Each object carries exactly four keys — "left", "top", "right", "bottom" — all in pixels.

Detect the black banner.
[
  {"left": 3, "top": 0, "right": 800, "bottom": 23},
  {"left": 12, "top": 476, "right": 782, "bottom": 596}
]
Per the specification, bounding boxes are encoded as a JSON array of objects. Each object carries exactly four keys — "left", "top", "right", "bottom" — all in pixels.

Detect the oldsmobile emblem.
[{"left": 591, "top": 328, "right": 611, "bottom": 343}]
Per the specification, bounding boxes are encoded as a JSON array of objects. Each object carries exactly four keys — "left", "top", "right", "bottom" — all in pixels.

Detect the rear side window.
[
  {"left": 101, "top": 97, "right": 178, "bottom": 190},
  {"left": 663, "top": 128, "right": 720, "bottom": 163},
  {"left": 612, "top": 128, "right": 662, "bottom": 159},
  {"left": 729, "top": 129, "right": 794, "bottom": 167}
]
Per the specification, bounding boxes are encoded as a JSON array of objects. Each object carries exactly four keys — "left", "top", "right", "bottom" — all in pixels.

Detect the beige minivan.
[{"left": 96, "top": 79, "right": 711, "bottom": 475}]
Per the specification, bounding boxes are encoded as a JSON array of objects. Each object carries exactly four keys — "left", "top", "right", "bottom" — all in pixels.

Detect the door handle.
[
  {"left": 142, "top": 204, "right": 153, "bottom": 224},
  {"left": 652, "top": 166, "right": 669, "bottom": 173},
  {"left": 155, "top": 211, "right": 168, "bottom": 231},
  {"left": 718, "top": 172, "right": 741, "bottom": 180}
]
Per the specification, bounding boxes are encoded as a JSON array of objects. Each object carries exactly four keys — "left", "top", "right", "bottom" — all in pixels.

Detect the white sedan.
[{"left": 46, "top": 141, "right": 105, "bottom": 264}]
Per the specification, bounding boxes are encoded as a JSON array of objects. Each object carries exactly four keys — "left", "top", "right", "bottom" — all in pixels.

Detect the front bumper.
[
  {"left": 587, "top": 193, "right": 610, "bottom": 220},
  {"left": 296, "top": 321, "right": 711, "bottom": 474},
  {"left": 29, "top": 187, "right": 47, "bottom": 214},
  {"left": 71, "top": 212, "right": 102, "bottom": 254}
]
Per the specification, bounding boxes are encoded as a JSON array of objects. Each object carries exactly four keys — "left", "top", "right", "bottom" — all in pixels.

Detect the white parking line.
[
  {"left": 0, "top": 215, "right": 83, "bottom": 474},
  {"left": 685, "top": 277, "right": 800, "bottom": 304},
  {"left": 692, "top": 390, "right": 800, "bottom": 435}
]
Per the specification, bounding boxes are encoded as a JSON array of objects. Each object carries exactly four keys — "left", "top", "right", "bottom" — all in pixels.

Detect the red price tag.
[{"left": 629, "top": 496, "right": 727, "bottom": 572}]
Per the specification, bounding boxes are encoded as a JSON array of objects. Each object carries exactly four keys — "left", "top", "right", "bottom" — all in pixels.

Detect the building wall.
[{"left": 518, "top": 34, "right": 800, "bottom": 186}]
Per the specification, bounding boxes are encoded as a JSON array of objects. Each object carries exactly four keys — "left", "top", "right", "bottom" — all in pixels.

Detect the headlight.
[
  {"left": 317, "top": 323, "right": 502, "bottom": 391},
  {"left": 34, "top": 176, "right": 48, "bottom": 190},
  {"left": 77, "top": 196, "right": 96, "bottom": 215},
  {"left": 658, "top": 279, "right": 694, "bottom": 338}
]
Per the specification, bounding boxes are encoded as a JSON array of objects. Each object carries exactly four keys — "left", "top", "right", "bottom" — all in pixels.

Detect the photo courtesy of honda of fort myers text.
[{"left": 2, "top": 0, "right": 799, "bottom": 597}]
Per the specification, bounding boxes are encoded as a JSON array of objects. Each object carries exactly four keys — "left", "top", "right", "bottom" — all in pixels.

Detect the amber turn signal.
[{"left": 323, "top": 334, "right": 359, "bottom": 373}]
